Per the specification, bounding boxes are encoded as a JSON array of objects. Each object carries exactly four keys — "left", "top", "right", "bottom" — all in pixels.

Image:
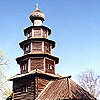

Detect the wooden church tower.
[
  {"left": 9, "top": 4, "right": 96, "bottom": 100},
  {"left": 17, "top": 5, "right": 59, "bottom": 75},
  {"left": 10, "top": 5, "right": 59, "bottom": 100}
]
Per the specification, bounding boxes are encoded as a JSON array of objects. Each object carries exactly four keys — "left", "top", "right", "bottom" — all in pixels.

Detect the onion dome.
[{"left": 30, "top": 4, "right": 45, "bottom": 23}]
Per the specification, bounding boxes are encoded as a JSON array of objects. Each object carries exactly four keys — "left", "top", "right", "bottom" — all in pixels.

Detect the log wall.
[
  {"left": 30, "top": 58, "right": 44, "bottom": 71},
  {"left": 13, "top": 75, "right": 50, "bottom": 100},
  {"left": 32, "top": 42, "right": 42, "bottom": 53}
]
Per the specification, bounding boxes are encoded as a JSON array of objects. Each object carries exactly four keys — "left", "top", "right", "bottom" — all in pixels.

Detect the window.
[
  {"left": 26, "top": 85, "right": 28, "bottom": 92},
  {"left": 27, "top": 33, "right": 30, "bottom": 38},
  {"left": 42, "top": 29, "right": 48, "bottom": 38},
  {"left": 45, "top": 46, "right": 50, "bottom": 53},
  {"left": 21, "top": 85, "right": 28, "bottom": 93},
  {"left": 22, "top": 63, "right": 27, "bottom": 71},
  {"left": 45, "top": 43, "right": 50, "bottom": 53},
  {"left": 25, "top": 44, "right": 30, "bottom": 53},
  {"left": 47, "top": 64, "right": 52, "bottom": 70},
  {"left": 27, "top": 32, "right": 32, "bottom": 38},
  {"left": 50, "top": 65, "right": 52, "bottom": 69},
  {"left": 26, "top": 45, "right": 29, "bottom": 51}
]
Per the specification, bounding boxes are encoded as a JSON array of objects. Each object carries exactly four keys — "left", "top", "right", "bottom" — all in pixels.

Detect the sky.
[{"left": 0, "top": 0, "right": 100, "bottom": 81}]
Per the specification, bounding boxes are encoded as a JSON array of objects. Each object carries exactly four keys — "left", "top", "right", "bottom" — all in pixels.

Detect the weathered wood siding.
[
  {"left": 44, "top": 42, "right": 51, "bottom": 54},
  {"left": 33, "top": 28, "right": 41, "bottom": 38},
  {"left": 45, "top": 58, "right": 55, "bottom": 74},
  {"left": 30, "top": 58, "right": 44, "bottom": 71},
  {"left": 13, "top": 78, "right": 36, "bottom": 100},
  {"left": 26, "top": 27, "right": 49, "bottom": 39},
  {"left": 13, "top": 75, "right": 50, "bottom": 100},
  {"left": 32, "top": 42, "right": 42, "bottom": 53}
]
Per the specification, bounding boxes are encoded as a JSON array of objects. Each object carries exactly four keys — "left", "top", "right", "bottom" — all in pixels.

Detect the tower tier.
[
  {"left": 24, "top": 26, "right": 51, "bottom": 39},
  {"left": 16, "top": 54, "right": 59, "bottom": 74},
  {"left": 19, "top": 38, "right": 55, "bottom": 55}
]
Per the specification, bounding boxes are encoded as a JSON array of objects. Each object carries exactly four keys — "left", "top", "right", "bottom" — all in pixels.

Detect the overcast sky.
[{"left": 0, "top": 0, "right": 100, "bottom": 80}]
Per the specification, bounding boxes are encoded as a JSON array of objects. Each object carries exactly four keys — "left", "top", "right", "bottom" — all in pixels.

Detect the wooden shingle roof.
[
  {"left": 36, "top": 78, "right": 96, "bottom": 100},
  {"left": 9, "top": 70, "right": 96, "bottom": 100},
  {"left": 9, "top": 69, "right": 61, "bottom": 81}
]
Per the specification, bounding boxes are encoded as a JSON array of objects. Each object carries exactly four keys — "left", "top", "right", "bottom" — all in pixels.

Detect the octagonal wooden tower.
[
  {"left": 9, "top": 5, "right": 96, "bottom": 100},
  {"left": 10, "top": 5, "right": 59, "bottom": 100},
  {"left": 16, "top": 6, "right": 59, "bottom": 75}
]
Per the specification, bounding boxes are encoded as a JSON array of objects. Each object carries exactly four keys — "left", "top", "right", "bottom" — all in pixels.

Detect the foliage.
[
  {"left": 0, "top": 51, "right": 12, "bottom": 100},
  {"left": 78, "top": 70, "right": 100, "bottom": 99}
]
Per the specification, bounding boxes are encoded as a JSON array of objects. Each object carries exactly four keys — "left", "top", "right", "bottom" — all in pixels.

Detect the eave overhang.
[
  {"left": 16, "top": 54, "right": 59, "bottom": 64},
  {"left": 9, "top": 69, "right": 61, "bottom": 81},
  {"left": 19, "top": 38, "right": 55, "bottom": 49},
  {"left": 24, "top": 26, "right": 51, "bottom": 36}
]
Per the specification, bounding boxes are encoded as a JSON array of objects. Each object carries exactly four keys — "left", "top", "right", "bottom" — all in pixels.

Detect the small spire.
[{"left": 35, "top": 3, "right": 39, "bottom": 10}]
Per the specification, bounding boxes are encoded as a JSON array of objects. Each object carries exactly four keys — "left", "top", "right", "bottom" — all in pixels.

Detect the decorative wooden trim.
[
  {"left": 42, "top": 41, "right": 44, "bottom": 53},
  {"left": 41, "top": 28, "right": 43, "bottom": 37},
  {"left": 28, "top": 58, "right": 31, "bottom": 72},
  {"left": 19, "top": 38, "right": 55, "bottom": 49},
  {"left": 24, "top": 26, "right": 51, "bottom": 36},
  {"left": 32, "top": 29, "right": 34, "bottom": 37},
  {"left": 16, "top": 54, "right": 59, "bottom": 64},
  {"left": 31, "top": 42, "right": 32, "bottom": 53},
  {"left": 44, "top": 58, "right": 46, "bottom": 72},
  {"left": 46, "top": 29, "right": 48, "bottom": 38},
  {"left": 50, "top": 45, "right": 52, "bottom": 54}
]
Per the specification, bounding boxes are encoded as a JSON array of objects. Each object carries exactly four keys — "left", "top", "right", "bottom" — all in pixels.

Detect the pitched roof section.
[
  {"left": 36, "top": 78, "right": 96, "bottom": 100},
  {"left": 9, "top": 69, "right": 96, "bottom": 100},
  {"left": 9, "top": 69, "right": 61, "bottom": 81}
]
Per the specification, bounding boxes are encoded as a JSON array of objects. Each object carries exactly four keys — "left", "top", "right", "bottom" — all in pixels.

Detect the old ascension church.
[{"left": 8, "top": 4, "right": 96, "bottom": 100}]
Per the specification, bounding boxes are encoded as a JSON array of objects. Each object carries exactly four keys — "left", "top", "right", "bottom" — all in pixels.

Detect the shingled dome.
[{"left": 30, "top": 7, "right": 45, "bottom": 22}]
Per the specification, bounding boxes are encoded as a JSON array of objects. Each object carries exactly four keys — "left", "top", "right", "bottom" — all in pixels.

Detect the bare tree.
[
  {"left": 0, "top": 51, "right": 12, "bottom": 100},
  {"left": 78, "top": 70, "right": 100, "bottom": 99}
]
